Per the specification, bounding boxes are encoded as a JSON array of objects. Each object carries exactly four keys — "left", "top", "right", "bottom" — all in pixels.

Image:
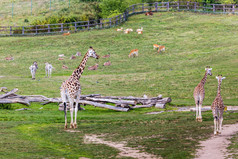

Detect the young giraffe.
[
  {"left": 60, "top": 47, "right": 99, "bottom": 129},
  {"left": 212, "top": 75, "right": 226, "bottom": 135},
  {"left": 193, "top": 66, "right": 212, "bottom": 122}
]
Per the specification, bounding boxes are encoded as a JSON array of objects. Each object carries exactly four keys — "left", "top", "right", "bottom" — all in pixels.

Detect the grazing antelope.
[
  {"left": 88, "top": 64, "right": 99, "bottom": 70},
  {"left": 136, "top": 27, "right": 143, "bottom": 33},
  {"left": 62, "top": 65, "right": 68, "bottom": 69},
  {"left": 145, "top": 11, "right": 153, "bottom": 16},
  {"left": 75, "top": 52, "right": 81, "bottom": 56},
  {"left": 29, "top": 61, "right": 38, "bottom": 80},
  {"left": 124, "top": 29, "right": 130, "bottom": 34},
  {"left": 58, "top": 58, "right": 64, "bottom": 60},
  {"left": 103, "top": 61, "right": 111, "bottom": 66},
  {"left": 58, "top": 54, "right": 65, "bottom": 58},
  {"left": 212, "top": 75, "right": 226, "bottom": 135},
  {"left": 5, "top": 56, "right": 14, "bottom": 61},
  {"left": 116, "top": 27, "right": 123, "bottom": 31},
  {"left": 45, "top": 62, "right": 53, "bottom": 78},
  {"left": 63, "top": 31, "right": 70, "bottom": 36},
  {"left": 60, "top": 46, "right": 99, "bottom": 129},
  {"left": 137, "top": 31, "right": 143, "bottom": 34},
  {"left": 102, "top": 53, "right": 110, "bottom": 58},
  {"left": 70, "top": 55, "right": 76, "bottom": 60},
  {"left": 129, "top": 49, "right": 139, "bottom": 58},
  {"left": 157, "top": 45, "right": 165, "bottom": 53},
  {"left": 153, "top": 44, "right": 160, "bottom": 50}
]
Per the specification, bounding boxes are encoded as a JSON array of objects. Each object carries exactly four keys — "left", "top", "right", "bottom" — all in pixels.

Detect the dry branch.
[{"left": 85, "top": 97, "right": 136, "bottom": 105}]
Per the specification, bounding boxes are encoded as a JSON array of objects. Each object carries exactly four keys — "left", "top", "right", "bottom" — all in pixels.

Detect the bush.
[{"left": 99, "top": 0, "right": 128, "bottom": 18}]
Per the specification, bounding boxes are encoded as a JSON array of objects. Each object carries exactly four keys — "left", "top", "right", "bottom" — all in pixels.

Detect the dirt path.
[
  {"left": 195, "top": 123, "right": 238, "bottom": 159},
  {"left": 84, "top": 134, "right": 160, "bottom": 159}
]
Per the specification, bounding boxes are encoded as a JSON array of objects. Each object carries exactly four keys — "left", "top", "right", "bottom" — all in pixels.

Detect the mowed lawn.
[{"left": 0, "top": 12, "right": 238, "bottom": 159}]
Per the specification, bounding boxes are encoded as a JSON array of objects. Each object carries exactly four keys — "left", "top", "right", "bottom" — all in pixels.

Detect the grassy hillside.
[
  {"left": 0, "top": 12, "right": 237, "bottom": 106},
  {"left": 0, "top": 0, "right": 100, "bottom": 26},
  {"left": 0, "top": 12, "right": 238, "bottom": 159}
]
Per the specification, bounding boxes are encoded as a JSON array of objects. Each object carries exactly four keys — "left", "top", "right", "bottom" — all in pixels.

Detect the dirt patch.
[
  {"left": 0, "top": 76, "right": 5, "bottom": 78},
  {"left": 65, "top": 129, "right": 81, "bottom": 133},
  {"left": 84, "top": 134, "right": 160, "bottom": 159},
  {"left": 195, "top": 123, "right": 238, "bottom": 159}
]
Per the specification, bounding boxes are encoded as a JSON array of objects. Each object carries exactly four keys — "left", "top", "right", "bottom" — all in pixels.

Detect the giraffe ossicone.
[{"left": 60, "top": 46, "right": 99, "bottom": 129}]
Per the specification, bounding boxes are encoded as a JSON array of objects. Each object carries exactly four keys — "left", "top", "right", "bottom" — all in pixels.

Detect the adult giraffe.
[{"left": 60, "top": 46, "right": 99, "bottom": 129}]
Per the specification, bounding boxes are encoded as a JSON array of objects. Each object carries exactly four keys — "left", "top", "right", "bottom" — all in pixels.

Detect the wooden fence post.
[
  {"left": 10, "top": 26, "right": 12, "bottom": 35},
  {"left": 88, "top": 21, "right": 90, "bottom": 30},
  {"left": 61, "top": 24, "right": 63, "bottom": 32},
  {"left": 119, "top": 14, "right": 122, "bottom": 23},
  {"left": 132, "top": 5, "right": 135, "bottom": 13},
  {"left": 109, "top": 18, "right": 112, "bottom": 27},
  {"left": 22, "top": 26, "right": 24, "bottom": 35},
  {"left": 116, "top": 16, "right": 118, "bottom": 25},
  {"left": 36, "top": 26, "right": 38, "bottom": 34},
  {"left": 223, "top": 5, "right": 225, "bottom": 13},
  {"left": 213, "top": 4, "right": 215, "bottom": 12},
  {"left": 155, "top": 2, "right": 158, "bottom": 12},
  {"left": 194, "top": 2, "right": 197, "bottom": 11},
  {"left": 232, "top": 4, "right": 235, "bottom": 13},
  {"left": 142, "top": 4, "right": 144, "bottom": 12},
  {"left": 177, "top": 1, "right": 180, "bottom": 10},
  {"left": 187, "top": 1, "right": 189, "bottom": 10},
  {"left": 167, "top": 2, "right": 170, "bottom": 11},
  {"left": 48, "top": 25, "right": 50, "bottom": 33},
  {"left": 74, "top": 22, "right": 77, "bottom": 31}
]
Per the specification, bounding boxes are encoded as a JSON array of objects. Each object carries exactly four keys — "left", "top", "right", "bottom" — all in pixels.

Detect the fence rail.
[{"left": 0, "top": 2, "right": 238, "bottom": 36}]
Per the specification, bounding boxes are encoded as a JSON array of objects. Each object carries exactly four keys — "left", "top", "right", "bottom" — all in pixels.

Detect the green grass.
[
  {"left": 0, "top": 12, "right": 238, "bottom": 158},
  {"left": 0, "top": 12, "right": 237, "bottom": 105},
  {"left": 0, "top": 103, "right": 238, "bottom": 159}
]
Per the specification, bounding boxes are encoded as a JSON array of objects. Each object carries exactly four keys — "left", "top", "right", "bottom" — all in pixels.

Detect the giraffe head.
[
  {"left": 216, "top": 75, "right": 226, "bottom": 83},
  {"left": 205, "top": 66, "right": 212, "bottom": 76},
  {"left": 88, "top": 46, "right": 99, "bottom": 59}
]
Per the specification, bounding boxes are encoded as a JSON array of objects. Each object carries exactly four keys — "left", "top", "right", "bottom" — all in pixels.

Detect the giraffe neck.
[
  {"left": 70, "top": 51, "right": 89, "bottom": 80},
  {"left": 217, "top": 80, "right": 221, "bottom": 96},
  {"left": 200, "top": 71, "right": 208, "bottom": 85}
]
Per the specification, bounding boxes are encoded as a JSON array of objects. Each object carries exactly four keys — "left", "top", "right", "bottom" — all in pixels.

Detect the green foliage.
[
  {"left": 99, "top": 0, "right": 128, "bottom": 18},
  {"left": 0, "top": 104, "right": 12, "bottom": 110}
]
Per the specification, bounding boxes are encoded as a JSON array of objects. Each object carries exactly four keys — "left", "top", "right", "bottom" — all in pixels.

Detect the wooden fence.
[{"left": 0, "top": 2, "right": 237, "bottom": 36}]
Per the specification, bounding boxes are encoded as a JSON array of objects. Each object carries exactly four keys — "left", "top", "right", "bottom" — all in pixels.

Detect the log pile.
[{"left": 0, "top": 87, "right": 172, "bottom": 112}]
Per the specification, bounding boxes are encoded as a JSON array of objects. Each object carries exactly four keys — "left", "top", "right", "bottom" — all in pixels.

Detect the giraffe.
[
  {"left": 193, "top": 66, "right": 212, "bottom": 122},
  {"left": 60, "top": 46, "right": 99, "bottom": 129},
  {"left": 212, "top": 75, "right": 226, "bottom": 135},
  {"left": 29, "top": 61, "right": 38, "bottom": 80}
]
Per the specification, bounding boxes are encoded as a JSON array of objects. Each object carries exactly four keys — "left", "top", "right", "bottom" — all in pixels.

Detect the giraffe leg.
[
  {"left": 214, "top": 117, "right": 217, "bottom": 135},
  {"left": 195, "top": 103, "right": 199, "bottom": 121},
  {"left": 74, "top": 90, "right": 81, "bottom": 129},
  {"left": 69, "top": 101, "right": 74, "bottom": 129},
  {"left": 198, "top": 104, "right": 203, "bottom": 122},
  {"left": 63, "top": 102, "right": 67, "bottom": 129},
  {"left": 61, "top": 89, "right": 68, "bottom": 129}
]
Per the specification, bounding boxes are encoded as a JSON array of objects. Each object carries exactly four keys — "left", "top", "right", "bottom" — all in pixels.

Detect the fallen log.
[
  {"left": 0, "top": 98, "right": 30, "bottom": 106},
  {"left": 133, "top": 103, "right": 154, "bottom": 108},
  {"left": 94, "top": 95, "right": 163, "bottom": 101},
  {"left": 59, "top": 100, "right": 129, "bottom": 112},
  {"left": 85, "top": 97, "right": 136, "bottom": 105},
  {"left": 0, "top": 88, "right": 18, "bottom": 99}
]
